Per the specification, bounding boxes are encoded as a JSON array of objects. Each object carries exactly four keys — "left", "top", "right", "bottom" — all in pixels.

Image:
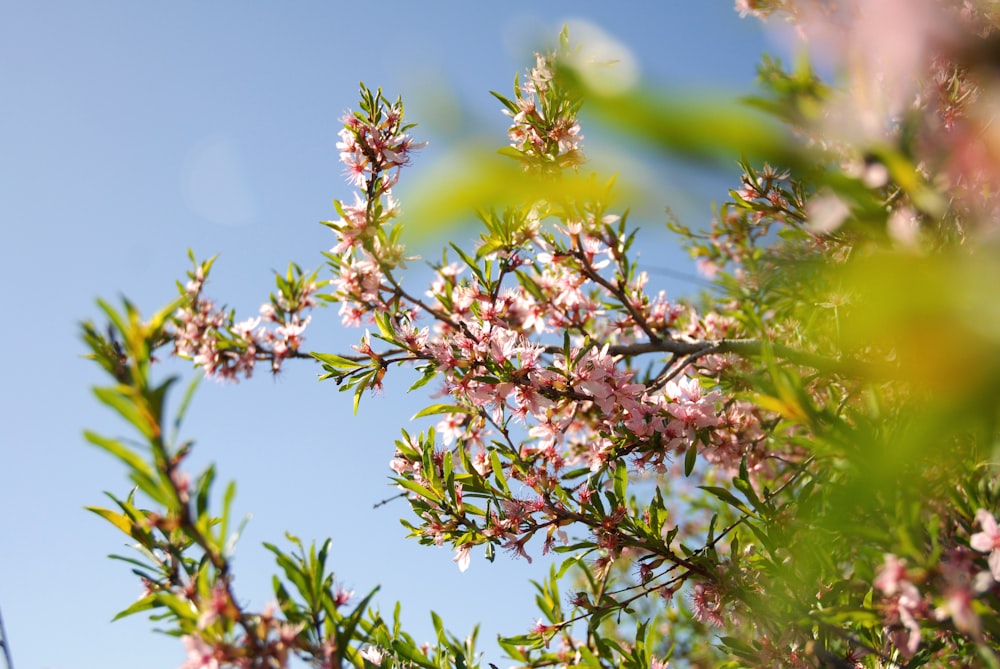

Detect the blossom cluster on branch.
[
  {"left": 81, "top": 4, "right": 1000, "bottom": 669},
  {"left": 172, "top": 254, "right": 321, "bottom": 380}
]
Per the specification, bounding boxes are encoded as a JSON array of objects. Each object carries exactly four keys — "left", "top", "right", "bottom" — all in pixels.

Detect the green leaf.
[
  {"left": 475, "top": 238, "right": 505, "bottom": 260},
  {"left": 311, "top": 352, "right": 362, "bottom": 371},
  {"left": 152, "top": 591, "right": 198, "bottom": 621},
  {"left": 374, "top": 311, "right": 396, "bottom": 341},
  {"left": 732, "top": 476, "right": 764, "bottom": 515},
  {"left": 83, "top": 431, "right": 155, "bottom": 480},
  {"left": 353, "top": 378, "right": 365, "bottom": 415},
  {"left": 391, "top": 639, "right": 439, "bottom": 669},
  {"left": 699, "top": 486, "right": 751, "bottom": 514},
  {"left": 107, "top": 553, "right": 156, "bottom": 571},
  {"left": 489, "top": 90, "right": 518, "bottom": 114},
  {"left": 92, "top": 387, "right": 156, "bottom": 440},
  {"left": 219, "top": 480, "right": 237, "bottom": 550},
  {"left": 574, "top": 645, "right": 604, "bottom": 669},
  {"left": 111, "top": 594, "right": 158, "bottom": 621},
  {"left": 498, "top": 634, "right": 544, "bottom": 650},
  {"left": 408, "top": 365, "right": 438, "bottom": 392},
  {"left": 718, "top": 636, "right": 759, "bottom": 661},
  {"left": 194, "top": 465, "right": 216, "bottom": 521},
  {"left": 170, "top": 374, "right": 201, "bottom": 439},
  {"left": 85, "top": 505, "right": 133, "bottom": 536},
  {"left": 684, "top": 442, "right": 698, "bottom": 476},
  {"left": 814, "top": 606, "right": 880, "bottom": 625},
  {"left": 411, "top": 404, "right": 472, "bottom": 420},
  {"left": 448, "top": 243, "right": 487, "bottom": 286},
  {"left": 337, "top": 587, "right": 380, "bottom": 665},
  {"left": 431, "top": 610, "right": 445, "bottom": 641},
  {"left": 395, "top": 478, "right": 442, "bottom": 503},
  {"left": 490, "top": 450, "right": 509, "bottom": 495},
  {"left": 96, "top": 298, "right": 129, "bottom": 341},
  {"left": 613, "top": 461, "right": 627, "bottom": 502}
]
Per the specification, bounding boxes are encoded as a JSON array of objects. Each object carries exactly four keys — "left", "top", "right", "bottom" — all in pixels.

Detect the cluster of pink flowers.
[
  {"left": 324, "top": 85, "right": 757, "bottom": 481},
  {"left": 178, "top": 619, "right": 302, "bottom": 669},
  {"left": 413, "top": 257, "right": 761, "bottom": 479},
  {"left": 173, "top": 267, "right": 236, "bottom": 376},
  {"left": 325, "top": 87, "right": 423, "bottom": 328},
  {"left": 172, "top": 260, "right": 318, "bottom": 380},
  {"left": 172, "top": 584, "right": 323, "bottom": 669},
  {"left": 868, "top": 509, "right": 1000, "bottom": 658},
  {"left": 685, "top": 161, "right": 806, "bottom": 282},
  {"left": 502, "top": 52, "right": 584, "bottom": 168},
  {"left": 172, "top": 25, "right": 906, "bottom": 663},
  {"left": 337, "top": 95, "right": 424, "bottom": 193},
  {"left": 741, "top": 0, "right": 1000, "bottom": 237},
  {"left": 874, "top": 554, "right": 925, "bottom": 657},
  {"left": 169, "top": 572, "right": 355, "bottom": 669},
  {"left": 88, "top": 5, "right": 1000, "bottom": 668},
  {"left": 315, "top": 70, "right": 785, "bottom": 604},
  {"left": 689, "top": 581, "right": 727, "bottom": 628}
]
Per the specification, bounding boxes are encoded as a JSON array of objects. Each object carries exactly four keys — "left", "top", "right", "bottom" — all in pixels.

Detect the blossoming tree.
[{"left": 83, "top": 2, "right": 1000, "bottom": 667}]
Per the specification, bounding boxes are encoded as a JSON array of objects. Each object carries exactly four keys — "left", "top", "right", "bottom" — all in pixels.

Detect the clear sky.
[{"left": 0, "top": 4, "right": 770, "bottom": 668}]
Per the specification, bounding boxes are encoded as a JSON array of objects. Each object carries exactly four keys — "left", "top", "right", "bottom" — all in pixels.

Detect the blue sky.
[{"left": 0, "top": 4, "right": 770, "bottom": 668}]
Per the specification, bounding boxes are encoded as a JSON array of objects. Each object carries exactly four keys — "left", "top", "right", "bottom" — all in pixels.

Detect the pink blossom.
[
  {"left": 436, "top": 413, "right": 467, "bottom": 447},
  {"left": 890, "top": 591, "right": 923, "bottom": 658},
  {"left": 196, "top": 582, "right": 230, "bottom": 630},
  {"left": 333, "top": 587, "right": 353, "bottom": 608},
  {"left": 734, "top": 0, "right": 766, "bottom": 20},
  {"left": 529, "top": 618, "right": 555, "bottom": 638},
  {"left": 452, "top": 544, "right": 471, "bottom": 572},
  {"left": 550, "top": 122, "right": 582, "bottom": 154},
  {"left": 796, "top": 0, "right": 952, "bottom": 145},
  {"left": 874, "top": 553, "right": 909, "bottom": 596},
  {"left": 511, "top": 384, "right": 552, "bottom": 423},
  {"left": 970, "top": 508, "right": 1000, "bottom": 581},
  {"left": 275, "top": 317, "right": 310, "bottom": 350},
  {"left": 327, "top": 194, "right": 370, "bottom": 254},
  {"left": 690, "top": 582, "right": 725, "bottom": 627},
  {"left": 806, "top": 191, "right": 850, "bottom": 234},
  {"left": 259, "top": 303, "right": 276, "bottom": 321},
  {"left": 360, "top": 645, "right": 385, "bottom": 666},
  {"left": 874, "top": 554, "right": 924, "bottom": 657},
  {"left": 231, "top": 316, "right": 260, "bottom": 340},
  {"left": 935, "top": 582, "right": 980, "bottom": 637},
  {"left": 180, "top": 635, "right": 220, "bottom": 669},
  {"left": 528, "top": 416, "right": 570, "bottom": 449},
  {"left": 665, "top": 377, "right": 720, "bottom": 430}
]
